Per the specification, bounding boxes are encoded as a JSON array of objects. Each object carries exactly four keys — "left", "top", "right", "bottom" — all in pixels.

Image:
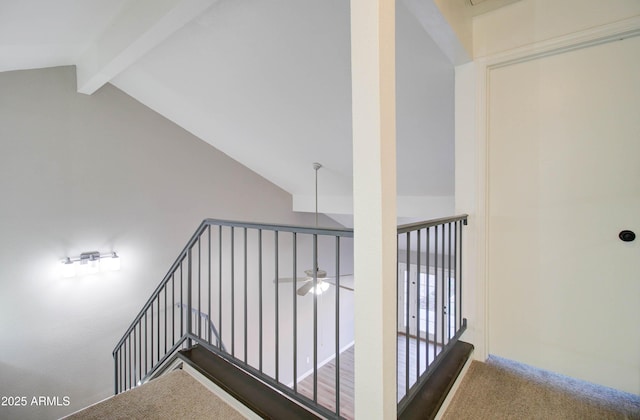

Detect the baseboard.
[{"left": 293, "top": 340, "right": 355, "bottom": 386}]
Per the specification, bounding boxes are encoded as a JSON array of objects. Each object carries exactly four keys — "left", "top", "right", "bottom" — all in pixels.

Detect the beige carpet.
[
  {"left": 64, "top": 370, "right": 246, "bottom": 420},
  {"left": 443, "top": 357, "right": 640, "bottom": 420}
]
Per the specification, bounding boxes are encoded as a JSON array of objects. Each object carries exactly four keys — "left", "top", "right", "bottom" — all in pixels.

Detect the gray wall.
[{"left": 0, "top": 66, "right": 339, "bottom": 419}]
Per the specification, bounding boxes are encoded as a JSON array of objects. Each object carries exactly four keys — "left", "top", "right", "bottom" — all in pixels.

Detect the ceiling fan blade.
[
  {"left": 304, "top": 268, "right": 327, "bottom": 278},
  {"left": 275, "top": 277, "right": 308, "bottom": 283},
  {"left": 324, "top": 277, "right": 354, "bottom": 291},
  {"left": 297, "top": 281, "right": 314, "bottom": 296}
]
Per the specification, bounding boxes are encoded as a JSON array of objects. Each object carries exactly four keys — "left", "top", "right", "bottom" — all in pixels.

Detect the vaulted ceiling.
[{"left": 0, "top": 0, "right": 512, "bottom": 222}]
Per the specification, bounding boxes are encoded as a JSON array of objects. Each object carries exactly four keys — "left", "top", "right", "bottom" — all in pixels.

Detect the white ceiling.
[
  {"left": 0, "top": 0, "right": 492, "bottom": 221},
  {"left": 0, "top": 0, "right": 128, "bottom": 72}
]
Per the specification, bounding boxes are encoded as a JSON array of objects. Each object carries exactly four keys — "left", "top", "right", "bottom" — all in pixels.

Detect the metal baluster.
[
  {"left": 405, "top": 232, "right": 410, "bottom": 393},
  {"left": 133, "top": 328, "right": 137, "bottom": 386},
  {"left": 180, "top": 264, "right": 183, "bottom": 339},
  {"left": 313, "top": 233, "right": 318, "bottom": 402},
  {"left": 114, "top": 351, "right": 119, "bottom": 394},
  {"left": 126, "top": 336, "right": 130, "bottom": 389},
  {"left": 258, "top": 229, "right": 263, "bottom": 371},
  {"left": 171, "top": 274, "right": 175, "bottom": 347},
  {"left": 335, "top": 236, "right": 341, "bottom": 418},
  {"left": 244, "top": 227, "right": 248, "bottom": 363},
  {"left": 416, "top": 229, "right": 421, "bottom": 379},
  {"left": 208, "top": 225, "right": 212, "bottom": 345},
  {"left": 120, "top": 347, "right": 124, "bottom": 391},
  {"left": 434, "top": 225, "right": 438, "bottom": 359},
  {"left": 454, "top": 221, "right": 458, "bottom": 333},
  {"left": 426, "top": 227, "right": 431, "bottom": 366},
  {"left": 138, "top": 322, "right": 142, "bottom": 385},
  {"left": 144, "top": 312, "right": 148, "bottom": 376},
  {"left": 187, "top": 247, "right": 192, "bottom": 348},
  {"left": 122, "top": 340, "right": 125, "bottom": 391},
  {"left": 460, "top": 219, "right": 465, "bottom": 331},
  {"left": 275, "top": 231, "right": 279, "bottom": 383},
  {"left": 457, "top": 220, "right": 461, "bottom": 331},
  {"left": 131, "top": 334, "right": 135, "bottom": 388},
  {"left": 150, "top": 300, "right": 154, "bottom": 365},
  {"left": 121, "top": 346, "right": 125, "bottom": 391},
  {"left": 164, "top": 285, "right": 167, "bottom": 354},
  {"left": 156, "top": 296, "right": 160, "bottom": 362},
  {"left": 292, "top": 232, "right": 297, "bottom": 392},
  {"left": 231, "top": 227, "right": 235, "bottom": 356},
  {"left": 198, "top": 236, "right": 202, "bottom": 339},
  {"left": 448, "top": 222, "right": 452, "bottom": 340},
  {"left": 396, "top": 233, "right": 400, "bottom": 384},
  {"left": 441, "top": 224, "right": 445, "bottom": 346},
  {"left": 219, "top": 226, "right": 223, "bottom": 350}
]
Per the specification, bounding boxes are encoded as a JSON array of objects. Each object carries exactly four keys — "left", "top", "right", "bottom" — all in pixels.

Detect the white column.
[{"left": 350, "top": 0, "right": 397, "bottom": 418}]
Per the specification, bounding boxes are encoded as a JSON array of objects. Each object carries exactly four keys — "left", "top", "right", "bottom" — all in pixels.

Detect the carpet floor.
[
  {"left": 64, "top": 370, "right": 246, "bottom": 420},
  {"left": 443, "top": 356, "right": 640, "bottom": 420}
]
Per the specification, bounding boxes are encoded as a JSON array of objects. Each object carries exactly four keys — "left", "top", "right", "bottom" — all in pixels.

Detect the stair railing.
[
  {"left": 113, "top": 215, "right": 468, "bottom": 419},
  {"left": 113, "top": 219, "right": 354, "bottom": 419}
]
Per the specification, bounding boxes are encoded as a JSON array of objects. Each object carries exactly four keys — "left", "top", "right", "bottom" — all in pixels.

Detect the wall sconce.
[{"left": 61, "top": 251, "right": 120, "bottom": 278}]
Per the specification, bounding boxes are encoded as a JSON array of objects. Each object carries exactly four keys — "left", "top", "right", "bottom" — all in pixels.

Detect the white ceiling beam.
[
  {"left": 293, "top": 194, "right": 454, "bottom": 219},
  {"left": 76, "top": 0, "right": 218, "bottom": 95}
]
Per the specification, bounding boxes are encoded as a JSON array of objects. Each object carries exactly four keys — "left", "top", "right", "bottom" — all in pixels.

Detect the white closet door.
[{"left": 487, "top": 35, "right": 640, "bottom": 394}]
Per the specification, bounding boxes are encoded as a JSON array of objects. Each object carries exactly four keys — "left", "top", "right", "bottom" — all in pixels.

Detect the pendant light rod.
[{"left": 313, "top": 162, "right": 322, "bottom": 227}]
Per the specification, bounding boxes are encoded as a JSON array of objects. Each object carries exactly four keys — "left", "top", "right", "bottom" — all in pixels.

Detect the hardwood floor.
[
  {"left": 296, "top": 336, "right": 441, "bottom": 419},
  {"left": 296, "top": 346, "right": 354, "bottom": 419},
  {"left": 397, "top": 334, "right": 439, "bottom": 399}
]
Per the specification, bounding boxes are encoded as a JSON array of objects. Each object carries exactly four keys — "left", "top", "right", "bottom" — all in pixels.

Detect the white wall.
[
  {"left": 454, "top": 61, "right": 479, "bottom": 352},
  {"left": 0, "top": 66, "right": 345, "bottom": 419}
]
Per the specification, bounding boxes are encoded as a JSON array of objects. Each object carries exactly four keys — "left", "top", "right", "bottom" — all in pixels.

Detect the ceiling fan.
[
  {"left": 278, "top": 268, "right": 354, "bottom": 296},
  {"left": 277, "top": 162, "right": 354, "bottom": 296}
]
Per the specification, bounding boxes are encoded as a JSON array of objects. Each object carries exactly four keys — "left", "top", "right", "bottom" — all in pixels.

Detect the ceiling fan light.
[{"left": 311, "top": 281, "right": 330, "bottom": 295}]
